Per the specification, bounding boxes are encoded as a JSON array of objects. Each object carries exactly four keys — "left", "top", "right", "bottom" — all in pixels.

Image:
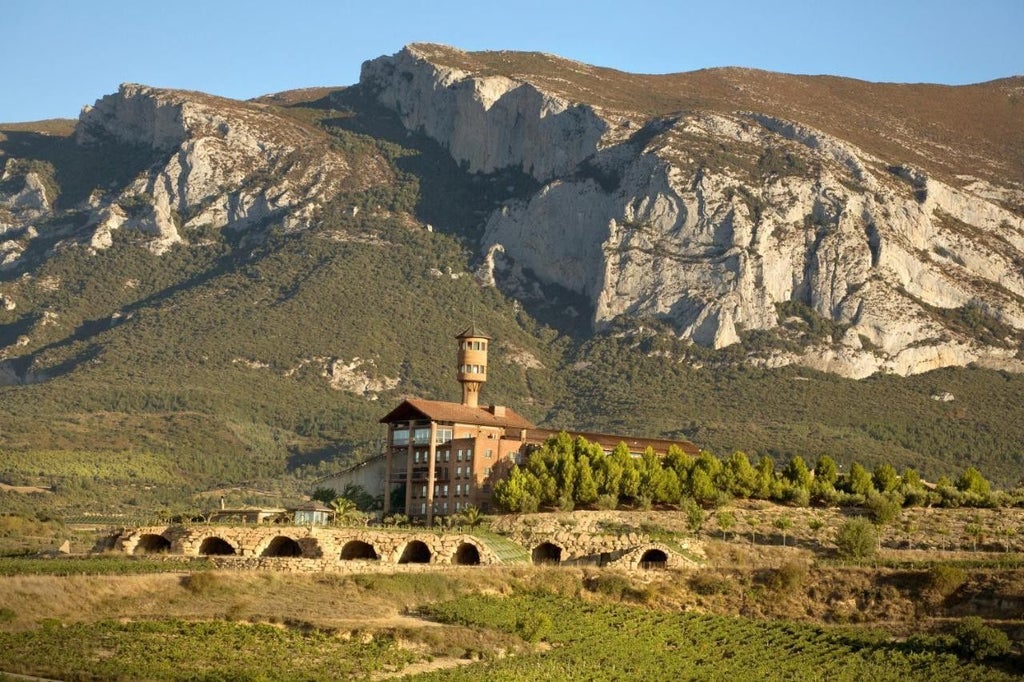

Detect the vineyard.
[
  {"left": 0, "top": 565, "right": 1019, "bottom": 681},
  {"left": 0, "top": 619, "right": 419, "bottom": 680},
  {"left": 412, "top": 593, "right": 1017, "bottom": 681}
]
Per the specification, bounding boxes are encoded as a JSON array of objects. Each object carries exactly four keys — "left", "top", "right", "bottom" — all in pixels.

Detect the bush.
[
  {"left": 835, "top": 517, "right": 877, "bottom": 559},
  {"left": 689, "top": 572, "right": 733, "bottom": 596},
  {"left": 866, "top": 493, "right": 902, "bottom": 526},
  {"left": 580, "top": 572, "right": 655, "bottom": 603},
  {"left": 771, "top": 560, "right": 808, "bottom": 593},
  {"left": 953, "top": 616, "right": 1011, "bottom": 661},
  {"left": 181, "top": 571, "right": 220, "bottom": 595},
  {"left": 927, "top": 564, "right": 968, "bottom": 599}
]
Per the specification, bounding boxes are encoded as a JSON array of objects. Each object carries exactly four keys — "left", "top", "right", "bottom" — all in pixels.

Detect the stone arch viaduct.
[{"left": 116, "top": 525, "right": 691, "bottom": 571}]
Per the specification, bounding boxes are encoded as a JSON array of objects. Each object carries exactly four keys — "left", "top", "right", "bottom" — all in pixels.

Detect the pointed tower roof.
[{"left": 456, "top": 324, "right": 491, "bottom": 339}]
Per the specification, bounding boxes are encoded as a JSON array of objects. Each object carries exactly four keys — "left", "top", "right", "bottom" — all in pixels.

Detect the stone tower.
[{"left": 456, "top": 325, "right": 490, "bottom": 407}]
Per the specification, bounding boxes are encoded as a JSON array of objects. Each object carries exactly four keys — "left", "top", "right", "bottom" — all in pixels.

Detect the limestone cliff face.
[
  {"left": 362, "top": 45, "right": 1024, "bottom": 378},
  {"left": 3, "top": 83, "right": 379, "bottom": 258},
  {"left": 361, "top": 46, "right": 608, "bottom": 182}
]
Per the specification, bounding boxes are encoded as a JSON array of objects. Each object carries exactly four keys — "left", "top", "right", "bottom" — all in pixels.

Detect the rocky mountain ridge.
[
  {"left": 2, "top": 83, "right": 387, "bottom": 261},
  {"left": 1, "top": 44, "right": 1023, "bottom": 383},
  {"left": 4, "top": 44, "right": 1024, "bottom": 499},
  {"left": 362, "top": 44, "right": 1024, "bottom": 377}
]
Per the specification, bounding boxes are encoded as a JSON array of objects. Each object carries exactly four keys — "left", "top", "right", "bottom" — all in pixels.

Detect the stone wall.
[
  {"left": 115, "top": 522, "right": 694, "bottom": 572},
  {"left": 117, "top": 525, "right": 497, "bottom": 567}
]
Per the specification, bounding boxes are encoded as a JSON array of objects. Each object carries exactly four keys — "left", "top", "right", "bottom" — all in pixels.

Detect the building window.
[
  {"left": 420, "top": 503, "right": 426, "bottom": 515},
  {"left": 484, "top": 467, "right": 492, "bottom": 476},
  {"left": 485, "top": 449, "right": 492, "bottom": 458},
  {"left": 421, "top": 485, "right": 427, "bottom": 498},
  {"left": 434, "top": 484, "right": 440, "bottom": 496},
  {"left": 467, "top": 448, "right": 473, "bottom": 459},
  {"left": 445, "top": 451, "right": 450, "bottom": 462},
  {"left": 465, "top": 481, "right": 471, "bottom": 494},
  {"left": 436, "top": 428, "right": 452, "bottom": 443},
  {"left": 457, "top": 449, "right": 463, "bottom": 461},
  {"left": 413, "top": 428, "right": 431, "bottom": 445},
  {"left": 443, "top": 484, "right": 448, "bottom": 496},
  {"left": 392, "top": 428, "right": 409, "bottom": 446},
  {"left": 442, "top": 502, "right": 448, "bottom": 514},
  {"left": 455, "top": 484, "right": 462, "bottom": 497},
  {"left": 455, "top": 466, "right": 462, "bottom": 478}
]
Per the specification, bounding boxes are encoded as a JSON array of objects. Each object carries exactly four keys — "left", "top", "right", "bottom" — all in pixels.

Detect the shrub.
[
  {"left": 927, "top": 564, "right": 968, "bottom": 599},
  {"left": 771, "top": 560, "right": 808, "bottom": 594},
  {"left": 835, "top": 517, "right": 877, "bottom": 559},
  {"left": 689, "top": 572, "right": 733, "bottom": 596},
  {"left": 866, "top": 493, "right": 902, "bottom": 526},
  {"left": 181, "top": 571, "right": 220, "bottom": 595},
  {"left": 953, "top": 616, "right": 1011, "bottom": 661}
]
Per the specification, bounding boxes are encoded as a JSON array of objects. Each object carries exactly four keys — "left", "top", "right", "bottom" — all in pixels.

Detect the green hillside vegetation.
[
  {"left": 493, "top": 432, "right": 1016, "bottom": 517},
  {"left": 0, "top": 568, "right": 1018, "bottom": 680},
  {"left": 2, "top": 86, "right": 1024, "bottom": 527},
  {"left": 553, "top": 329, "right": 1024, "bottom": 487}
]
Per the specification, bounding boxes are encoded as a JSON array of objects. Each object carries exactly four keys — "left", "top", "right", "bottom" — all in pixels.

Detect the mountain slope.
[
  {"left": 362, "top": 44, "right": 1024, "bottom": 378},
  {"left": 1, "top": 45, "right": 1023, "bottom": 517}
]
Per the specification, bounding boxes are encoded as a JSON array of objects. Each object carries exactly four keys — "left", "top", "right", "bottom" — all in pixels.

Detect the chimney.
[{"left": 490, "top": 405, "right": 506, "bottom": 417}]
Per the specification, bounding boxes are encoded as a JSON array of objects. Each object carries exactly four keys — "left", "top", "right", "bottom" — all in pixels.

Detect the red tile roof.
[{"left": 379, "top": 398, "right": 535, "bottom": 429}]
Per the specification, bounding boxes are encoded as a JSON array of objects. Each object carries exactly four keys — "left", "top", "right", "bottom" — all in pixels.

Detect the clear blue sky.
[{"left": 3, "top": 0, "right": 1022, "bottom": 123}]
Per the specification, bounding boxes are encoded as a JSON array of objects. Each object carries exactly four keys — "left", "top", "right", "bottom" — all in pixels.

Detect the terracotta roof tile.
[{"left": 380, "top": 398, "right": 534, "bottom": 429}]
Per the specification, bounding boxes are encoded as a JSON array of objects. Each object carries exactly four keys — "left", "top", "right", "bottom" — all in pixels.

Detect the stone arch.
[
  {"left": 452, "top": 542, "right": 481, "bottom": 566},
  {"left": 134, "top": 533, "right": 171, "bottom": 555},
  {"left": 639, "top": 548, "right": 668, "bottom": 569},
  {"left": 261, "top": 535, "right": 303, "bottom": 557},
  {"left": 340, "top": 540, "right": 379, "bottom": 561},
  {"left": 296, "top": 538, "right": 323, "bottom": 559},
  {"left": 398, "top": 540, "right": 432, "bottom": 564},
  {"left": 532, "top": 542, "right": 562, "bottom": 565},
  {"left": 198, "top": 536, "right": 236, "bottom": 556}
]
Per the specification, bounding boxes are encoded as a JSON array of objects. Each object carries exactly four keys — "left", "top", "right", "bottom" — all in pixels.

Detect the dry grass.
[
  {"left": 0, "top": 567, "right": 534, "bottom": 632},
  {"left": 2, "top": 558, "right": 1020, "bottom": 645}
]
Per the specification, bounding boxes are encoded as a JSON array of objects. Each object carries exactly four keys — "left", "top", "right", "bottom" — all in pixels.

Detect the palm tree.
[
  {"left": 458, "top": 505, "right": 485, "bottom": 531},
  {"left": 330, "top": 497, "right": 364, "bottom": 527}
]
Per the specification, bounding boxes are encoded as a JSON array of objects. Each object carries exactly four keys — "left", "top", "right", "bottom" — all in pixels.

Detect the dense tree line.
[{"left": 492, "top": 432, "right": 1012, "bottom": 514}]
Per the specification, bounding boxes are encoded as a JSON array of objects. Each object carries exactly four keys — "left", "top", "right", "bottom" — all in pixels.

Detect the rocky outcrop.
[
  {"left": 2, "top": 83, "right": 385, "bottom": 261},
  {"left": 361, "top": 45, "right": 608, "bottom": 182},
  {"left": 362, "top": 45, "right": 1024, "bottom": 378}
]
